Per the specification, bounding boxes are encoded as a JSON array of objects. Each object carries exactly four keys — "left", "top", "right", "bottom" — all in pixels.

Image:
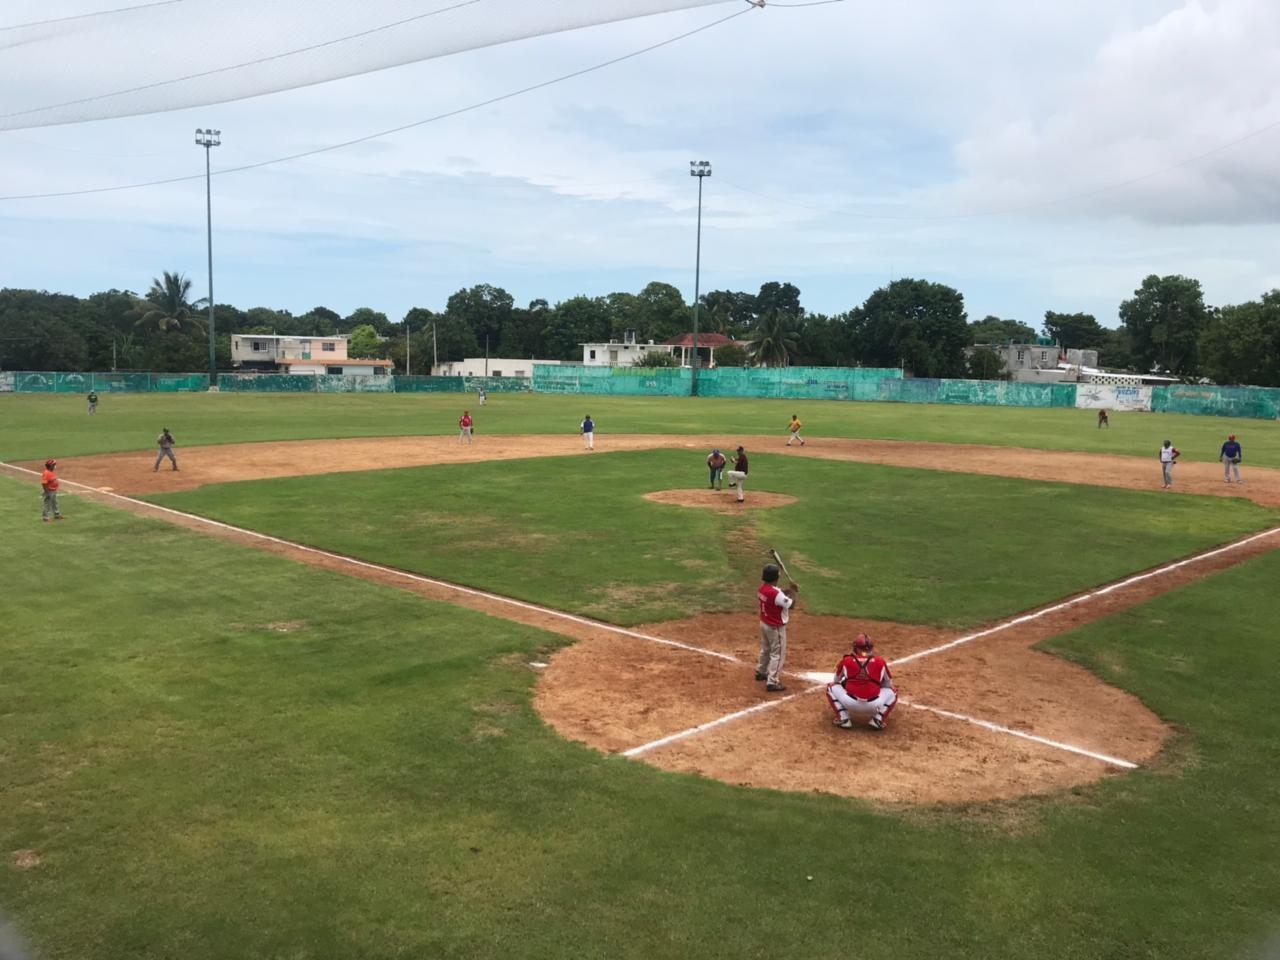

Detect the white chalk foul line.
[
  {"left": 901, "top": 701, "right": 1138, "bottom": 769},
  {"left": 0, "top": 464, "right": 742, "bottom": 663},
  {"left": 616, "top": 525, "right": 1280, "bottom": 764},
  {"left": 895, "top": 524, "right": 1280, "bottom": 666}
]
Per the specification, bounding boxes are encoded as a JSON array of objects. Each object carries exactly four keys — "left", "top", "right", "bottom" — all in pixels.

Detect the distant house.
[
  {"left": 662, "top": 332, "right": 742, "bottom": 369},
  {"left": 975, "top": 339, "right": 1179, "bottom": 386},
  {"left": 581, "top": 330, "right": 676, "bottom": 367},
  {"left": 431, "top": 358, "right": 562, "bottom": 377},
  {"left": 230, "top": 334, "right": 392, "bottom": 376}
]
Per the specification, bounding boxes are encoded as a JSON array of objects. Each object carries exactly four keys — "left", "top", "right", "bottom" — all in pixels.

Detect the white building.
[
  {"left": 430, "top": 358, "right": 562, "bottom": 378},
  {"left": 231, "top": 334, "right": 392, "bottom": 376},
  {"left": 581, "top": 330, "right": 675, "bottom": 367}
]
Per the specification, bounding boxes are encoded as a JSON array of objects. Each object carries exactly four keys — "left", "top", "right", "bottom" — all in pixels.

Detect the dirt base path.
[
  {"left": 24, "top": 434, "right": 1280, "bottom": 507},
  {"left": 8, "top": 436, "right": 1279, "bottom": 804}
]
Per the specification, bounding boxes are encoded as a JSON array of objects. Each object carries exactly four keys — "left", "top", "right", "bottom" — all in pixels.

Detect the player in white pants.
[{"left": 826, "top": 634, "right": 897, "bottom": 730}]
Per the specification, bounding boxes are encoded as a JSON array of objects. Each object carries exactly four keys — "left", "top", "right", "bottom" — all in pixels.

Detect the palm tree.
[
  {"left": 133, "top": 271, "right": 205, "bottom": 332},
  {"left": 746, "top": 309, "right": 799, "bottom": 367}
]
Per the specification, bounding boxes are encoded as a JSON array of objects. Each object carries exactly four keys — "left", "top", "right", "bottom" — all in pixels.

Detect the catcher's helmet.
[
  {"left": 762, "top": 564, "right": 780, "bottom": 583},
  {"left": 44, "top": 459, "right": 56, "bottom": 469},
  {"left": 853, "top": 633, "right": 874, "bottom": 652}
]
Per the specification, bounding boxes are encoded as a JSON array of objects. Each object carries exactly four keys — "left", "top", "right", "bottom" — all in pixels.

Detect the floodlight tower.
[
  {"left": 195, "top": 128, "right": 221, "bottom": 388},
  {"left": 689, "top": 159, "right": 712, "bottom": 397}
]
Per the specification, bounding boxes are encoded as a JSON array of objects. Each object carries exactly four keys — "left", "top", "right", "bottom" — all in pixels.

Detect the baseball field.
[{"left": 2, "top": 391, "right": 1279, "bottom": 959}]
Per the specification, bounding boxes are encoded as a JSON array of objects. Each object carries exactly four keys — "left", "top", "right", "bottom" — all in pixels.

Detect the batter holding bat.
[{"left": 755, "top": 561, "right": 797, "bottom": 692}]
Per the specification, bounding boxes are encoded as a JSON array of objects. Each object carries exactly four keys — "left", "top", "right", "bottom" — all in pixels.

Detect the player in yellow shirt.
[{"left": 786, "top": 414, "right": 805, "bottom": 447}]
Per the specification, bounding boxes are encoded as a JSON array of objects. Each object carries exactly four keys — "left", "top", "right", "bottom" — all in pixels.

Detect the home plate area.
[{"left": 533, "top": 612, "right": 1169, "bottom": 805}]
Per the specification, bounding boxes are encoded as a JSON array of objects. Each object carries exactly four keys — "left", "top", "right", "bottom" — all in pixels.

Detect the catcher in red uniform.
[{"left": 826, "top": 634, "right": 897, "bottom": 730}]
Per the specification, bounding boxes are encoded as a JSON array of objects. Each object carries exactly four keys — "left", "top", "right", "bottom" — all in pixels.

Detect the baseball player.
[
  {"left": 1097, "top": 408, "right": 1109, "bottom": 429},
  {"left": 786, "top": 414, "right": 805, "bottom": 446},
  {"left": 154, "top": 428, "right": 178, "bottom": 471},
  {"left": 86, "top": 390, "right": 98, "bottom": 415},
  {"left": 40, "top": 459, "right": 63, "bottom": 521},
  {"left": 1220, "top": 434, "right": 1243, "bottom": 484},
  {"left": 478, "top": 387, "right": 487, "bottom": 407},
  {"left": 458, "top": 410, "right": 474, "bottom": 444},
  {"left": 755, "top": 563, "right": 795, "bottom": 692},
  {"left": 580, "top": 414, "right": 595, "bottom": 450},
  {"left": 826, "top": 634, "right": 897, "bottom": 731},
  {"left": 725, "top": 446, "right": 748, "bottom": 503},
  {"left": 1159, "top": 439, "right": 1179, "bottom": 489},
  {"left": 706, "top": 448, "right": 726, "bottom": 490}
]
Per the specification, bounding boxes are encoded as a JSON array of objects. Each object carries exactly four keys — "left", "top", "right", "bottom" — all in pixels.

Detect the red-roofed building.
[{"left": 661, "top": 332, "right": 743, "bottom": 369}]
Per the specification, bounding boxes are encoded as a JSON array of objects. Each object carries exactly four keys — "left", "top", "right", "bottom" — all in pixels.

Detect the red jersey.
[
  {"left": 459, "top": 414, "right": 473, "bottom": 428},
  {"left": 41, "top": 468, "right": 59, "bottom": 491},
  {"left": 757, "top": 582, "right": 792, "bottom": 627},
  {"left": 833, "top": 654, "right": 892, "bottom": 700}
]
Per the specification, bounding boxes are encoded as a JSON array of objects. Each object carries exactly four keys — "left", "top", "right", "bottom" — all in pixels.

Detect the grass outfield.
[
  {"left": 2, "top": 391, "right": 1279, "bottom": 466},
  {"left": 2, "top": 479, "right": 1279, "bottom": 959},
  {"left": 150, "top": 450, "right": 1277, "bottom": 626}
]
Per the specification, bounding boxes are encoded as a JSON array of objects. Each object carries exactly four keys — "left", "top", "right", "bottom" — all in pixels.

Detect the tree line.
[{"left": 2, "top": 271, "right": 1278, "bottom": 386}]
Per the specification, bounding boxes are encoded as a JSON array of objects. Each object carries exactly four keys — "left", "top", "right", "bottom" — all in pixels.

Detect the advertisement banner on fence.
[{"left": 1075, "top": 384, "right": 1152, "bottom": 412}]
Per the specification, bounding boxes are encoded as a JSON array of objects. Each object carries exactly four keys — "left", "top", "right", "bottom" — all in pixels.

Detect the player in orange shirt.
[{"left": 40, "top": 459, "right": 64, "bottom": 521}]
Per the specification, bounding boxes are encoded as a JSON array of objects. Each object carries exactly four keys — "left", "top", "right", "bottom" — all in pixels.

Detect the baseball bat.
[{"left": 768, "top": 547, "right": 795, "bottom": 583}]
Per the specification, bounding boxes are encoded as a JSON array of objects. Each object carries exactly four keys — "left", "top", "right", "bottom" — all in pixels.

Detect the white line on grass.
[{"left": 0, "top": 465, "right": 743, "bottom": 662}]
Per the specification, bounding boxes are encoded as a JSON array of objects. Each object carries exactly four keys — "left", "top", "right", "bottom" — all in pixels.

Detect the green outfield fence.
[{"left": 4, "top": 368, "right": 1279, "bottom": 420}]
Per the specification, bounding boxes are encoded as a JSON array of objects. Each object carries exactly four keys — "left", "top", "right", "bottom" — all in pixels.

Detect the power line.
[{"left": 0, "top": 4, "right": 757, "bottom": 202}]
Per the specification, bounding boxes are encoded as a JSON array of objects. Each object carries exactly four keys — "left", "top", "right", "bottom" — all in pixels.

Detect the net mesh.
[{"left": 0, "top": 0, "right": 730, "bottom": 129}]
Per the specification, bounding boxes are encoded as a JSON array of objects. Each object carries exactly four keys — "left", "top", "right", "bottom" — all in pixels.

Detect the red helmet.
[
  {"left": 853, "top": 634, "right": 873, "bottom": 652},
  {"left": 44, "top": 459, "right": 57, "bottom": 469}
]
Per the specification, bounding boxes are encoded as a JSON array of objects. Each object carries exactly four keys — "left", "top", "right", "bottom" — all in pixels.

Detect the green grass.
[
  {"left": 148, "top": 450, "right": 1278, "bottom": 627},
  {"left": 3, "top": 391, "right": 1279, "bottom": 466},
  {"left": 3, "top": 479, "right": 1280, "bottom": 959}
]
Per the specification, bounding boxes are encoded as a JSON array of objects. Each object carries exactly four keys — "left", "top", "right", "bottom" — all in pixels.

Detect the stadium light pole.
[
  {"left": 195, "top": 128, "right": 220, "bottom": 389},
  {"left": 689, "top": 160, "right": 711, "bottom": 397}
]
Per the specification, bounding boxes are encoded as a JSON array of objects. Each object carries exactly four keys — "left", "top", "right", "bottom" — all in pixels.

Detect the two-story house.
[{"left": 230, "top": 335, "right": 393, "bottom": 376}]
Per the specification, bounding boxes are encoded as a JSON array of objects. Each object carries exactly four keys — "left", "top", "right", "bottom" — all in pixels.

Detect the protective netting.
[
  {"left": 0, "top": 371, "right": 208, "bottom": 392},
  {"left": 0, "top": 0, "right": 732, "bottom": 129},
  {"left": 218, "top": 373, "right": 396, "bottom": 393},
  {"left": 1153, "top": 385, "right": 1280, "bottom": 420},
  {"left": 696, "top": 366, "right": 899, "bottom": 401}
]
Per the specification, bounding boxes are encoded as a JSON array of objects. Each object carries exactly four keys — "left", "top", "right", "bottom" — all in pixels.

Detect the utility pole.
[
  {"left": 689, "top": 160, "right": 712, "bottom": 397},
  {"left": 195, "top": 128, "right": 221, "bottom": 388}
]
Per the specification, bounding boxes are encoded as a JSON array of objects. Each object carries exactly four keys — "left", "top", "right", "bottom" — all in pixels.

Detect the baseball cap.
[
  {"left": 712, "top": 448, "right": 720, "bottom": 454},
  {"left": 1229, "top": 434, "right": 1236, "bottom": 440}
]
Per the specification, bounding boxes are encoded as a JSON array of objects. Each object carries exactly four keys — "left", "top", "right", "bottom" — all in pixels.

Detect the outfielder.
[
  {"left": 154, "top": 428, "right": 178, "bottom": 471},
  {"left": 826, "top": 634, "right": 896, "bottom": 730},
  {"left": 1220, "top": 434, "right": 1243, "bottom": 483},
  {"left": 786, "top": 414, "right": 805, "bottom": 446},
  {"left": 755, "top": 563, "right": 795, "bottom": 692},
  {"left": 86, "top": 390, "right": 98, "bottom": 415},
  {"left": 726, "top": 446, "right": 748, "bottom": 503},
  {"left": 1159, "top": 439, "right": 1179, "bottom": 489},
  {"left": 458, "top": 410, "right": 474, "bottom": 444}
]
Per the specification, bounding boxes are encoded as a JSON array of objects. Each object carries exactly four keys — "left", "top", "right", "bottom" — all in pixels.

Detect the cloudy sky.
[{"left": 2, "top": 0, "right": 1279, "bottom": 330}]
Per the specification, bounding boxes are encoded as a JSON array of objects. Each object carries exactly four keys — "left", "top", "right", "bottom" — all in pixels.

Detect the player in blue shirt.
[{"left": 1220, "top": 434, "right": 1243, "bottom": 484}]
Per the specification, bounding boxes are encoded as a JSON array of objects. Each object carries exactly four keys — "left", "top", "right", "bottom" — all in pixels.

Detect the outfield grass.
[
  {"left": 150, "top": 450, "right": 1278, "bottom": 626},
  {"left": 3, "top": 479, "right": 1279, "bottom": 960},
  {"left": 3, "top": 391, "right": 1279, "bottom": 467}
]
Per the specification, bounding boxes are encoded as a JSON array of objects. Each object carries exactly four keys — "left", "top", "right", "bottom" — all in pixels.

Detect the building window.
[
  {"left": 322, "top": 342, "right": 336, "bottom": 352},
  {"left": 492, "top": 370, "right": 502, "bottom": 377},
  {"left": 373, "top": 366, "right": 387, "bottom": 376},
  {"left": 514, "top": 369, "right": 525, "bottom": 376},
  {"left": 1041, "top": 350, "right": 1048, "bottom": 362},
  {"left": 251, "top": 340, "right": 267, "bottom": 352},
  {"left": 326, "top": 366, "right": 343, "bottom": 375},
  {"left": 589, "top": 349, "right": 596, "bottom": 360},
  {"left": 1016, "top": 348, "right": 1025, "bottom": 363}
]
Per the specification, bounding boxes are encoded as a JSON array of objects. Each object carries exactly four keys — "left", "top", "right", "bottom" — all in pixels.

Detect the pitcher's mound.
[{"left": 644, "top": 489, "right": 798, "bottom": 511}]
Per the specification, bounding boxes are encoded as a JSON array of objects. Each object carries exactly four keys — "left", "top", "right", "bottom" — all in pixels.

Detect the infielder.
[
  {"left": 1097, "top": 408, "right": 1109, "bottom": 429},
  {"left": 1159, "top": 439, "right": 1179, "bottom": 489},
  {"left": 40, "top": 459, "right": 63, "bottom": 521},
  {"left": 755, "top": 563, "right": 795, "bottom": 692},
  {"left": 706, "top": 448, "right": 726, "bottom": 490},
  {"left": 458, "top": 410, "right": 474, "bottom": 444},
  {"left": 786, "top": 414, "right": 805, "bottom": 446},
  {"left": 154, "top": 428, "right": 178, "bottom": 471},
  {"left": 580, "top": 414, "right": 595, "bottom": 450},
  {"left": 726, "top": 446, "right": 748, "bottom": 503},
  {"left": 826, "top": 634, "right": 896, "bottom": 731},
  {"left": 1220, "top": 434, "right": 1243, "bottom": 483}
]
